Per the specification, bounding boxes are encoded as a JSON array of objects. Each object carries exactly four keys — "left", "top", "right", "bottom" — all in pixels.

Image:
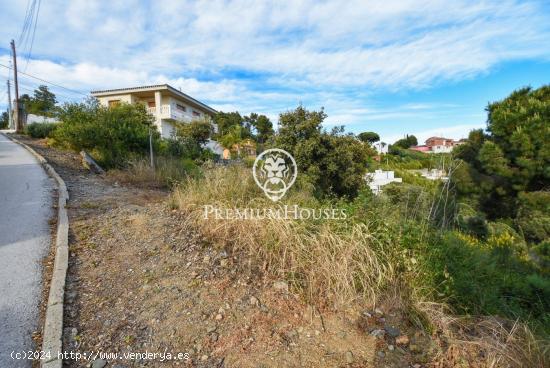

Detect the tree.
[
  {"left": 20, "top": 94, "right": 32, "bottom": 112},
  {"left": 357, "top": 131, "right": 380, "bottom": 145},
  {"left": 20, "top": 85, "right": 58, "bottom": 116},
  {"left": 393, "top": 134, "right": 418, "bottom": 149},
  {"left": 214, "top": 111, "right": 247, "bottom": 137},
  {"left": 32, "top": 85, "right": 57, "bottom": 115},
  {"left": 274, "top": 106, "right": 372, "bottom": 198},
  {"left": 245, "top": 113, "right": 274, "bottom": 143},
  {"left": 451, "top": 85, "right": 550, "bottom": 222},
  {"left": 0, "top": 111, "right": 8, "bottom": 129},
  {"left": 219, "top": 124, "right": 247, "bottom": 156},
  {"left": 174, "top": 118, "right": 213, "bottom": 146}
]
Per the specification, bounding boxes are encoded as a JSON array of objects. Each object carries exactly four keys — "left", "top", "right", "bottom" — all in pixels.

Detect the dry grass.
[
  {"left": 420, "top": 301, "right": 549, "bottom": 368},
  {"left": 173, "top": 165, "right": 549, "bottom": 367},
  {"left": 173, "top": 165, "right": 398, "bottom": 308},
  {"left": 108, "top": 157, "right": 194, "bottom": 189}
]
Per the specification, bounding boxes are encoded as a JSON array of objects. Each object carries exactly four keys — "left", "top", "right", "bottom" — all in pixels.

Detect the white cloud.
[{"left": 0, "top": 0, "right": 548, "bottom": 131}]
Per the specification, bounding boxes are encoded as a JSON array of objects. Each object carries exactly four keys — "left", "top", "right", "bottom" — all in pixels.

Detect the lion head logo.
[{"left": 253, "top": 149, "right": 297, "bottom": 202}]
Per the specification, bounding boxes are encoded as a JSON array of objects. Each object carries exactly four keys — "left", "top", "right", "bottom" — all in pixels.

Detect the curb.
[{"left": 2, "top": 134, "right": 69, "bottom": 368}]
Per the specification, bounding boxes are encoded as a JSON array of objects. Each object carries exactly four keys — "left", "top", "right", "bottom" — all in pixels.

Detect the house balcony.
[{"left": 146, "top": 105, "right": 194, "bottom": 122}]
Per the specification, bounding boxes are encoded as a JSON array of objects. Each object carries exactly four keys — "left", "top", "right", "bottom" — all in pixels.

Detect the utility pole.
[
  {"left": 7, "top": 80, "right": 13, "bottom": 130},
  {"left": 10, "top": 40, "right": 22, "bottom": 133}
]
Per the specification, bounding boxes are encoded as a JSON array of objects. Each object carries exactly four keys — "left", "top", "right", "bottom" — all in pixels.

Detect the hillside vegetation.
[{"left": 28, "top": 85, "right": 550, "bottom": 366}]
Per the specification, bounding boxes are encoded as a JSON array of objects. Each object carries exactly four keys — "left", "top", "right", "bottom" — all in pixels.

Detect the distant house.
[
  {"left": 410, "top": 136, "right": 463, "bottom": 153},
  {"left": 366, "top": 169, "right": 403, "bottom": 194},
  {"left": 409, "top": 145, "right": 431, "bottom": 153},
  {"left": 425, "top": 136, "right": 455, "bottom": 153},
  {"left": 222, "top": 139, "right": 257, "bottom": 160},
  {"left": 91, "top": 84, "right": 217, "bottom": 139},
  {"left": 420, "top": 168, "right": 448, "bottom": 181}
]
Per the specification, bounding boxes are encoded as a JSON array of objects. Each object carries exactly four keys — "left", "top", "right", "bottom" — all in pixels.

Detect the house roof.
[
  {"left": 90, "top": 84, "right": 217, "bottom": 115},
  {"left": 425, "top": 136, "right": 451, "bottom": 141}
]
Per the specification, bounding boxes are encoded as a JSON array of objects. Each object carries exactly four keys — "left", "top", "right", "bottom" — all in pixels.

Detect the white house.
[
  {"left": 91, "top": 84, "right": 217, "bottom": 138},
  {"left": 420, "top": 168, "right": 449, "bottom": 181},
  {"left": 366, "top": 169, "right": 403, "bottom": 194}
]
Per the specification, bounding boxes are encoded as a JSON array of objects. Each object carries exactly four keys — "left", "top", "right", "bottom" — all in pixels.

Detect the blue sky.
[{"left": 0, "top": 0, "right": 549, "bottom": 143}]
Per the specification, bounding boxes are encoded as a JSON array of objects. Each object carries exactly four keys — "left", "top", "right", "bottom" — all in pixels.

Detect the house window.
[
  {"left": 147, "top": 101, "right": 155, "bottom": 107},
  {"left": 176, "top": 104, "right": 187, "bottom": 112},
  {"left": 108, "top": 100, "right": 120, "bottom": 108},
  {"left": 192, "top": 110, "right": 201, "bottom": 117}
]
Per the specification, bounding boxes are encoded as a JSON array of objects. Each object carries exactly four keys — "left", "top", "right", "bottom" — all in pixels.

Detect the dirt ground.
[{"left": 18, "top": 136, "right": 439, "bottom": 368}]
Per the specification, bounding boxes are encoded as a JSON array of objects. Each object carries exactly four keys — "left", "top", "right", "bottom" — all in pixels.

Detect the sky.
[{"left": 0, "top": 0, "right": 549, "bottom": 144}]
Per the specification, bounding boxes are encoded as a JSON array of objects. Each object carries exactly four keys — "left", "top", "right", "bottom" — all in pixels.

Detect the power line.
[
  {"left": 18, "top": 0, "right": 33, "bottom": 44},
  {"left": 18, "top": 81, "right": 79, "bottom": 100},
  {"left": 18, "top": 0, "right": 37, "bottom": 51},
  {"left": 24, "top": 0, "right": 41, "bottom": 72},
  {"left": 0, "top": 63, "right": 89, "bottom": 97}
]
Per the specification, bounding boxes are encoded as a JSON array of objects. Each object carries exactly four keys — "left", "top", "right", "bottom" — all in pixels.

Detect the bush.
[
  {"left": 516, "top": 191, "right": 550, "bottom": 243},
  {"left": 26, "top": 122, "right": 58, "bottom": 138},
  {"left": 274, "top": 106, "right": 373, "bottom": 199},
  {"left": 458, "top": 214, "right": 489, "bottom": 239},
  {"left": 424, "top": 231, "right": 549, "bottom": 334},
  {"left": 52, "top": 100, "right": 158, "bottom": 168}
]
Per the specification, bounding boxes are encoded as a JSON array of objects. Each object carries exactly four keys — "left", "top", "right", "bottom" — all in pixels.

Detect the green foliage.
[
  {"left": 219, "top": 124, "right": 247, "bottom": 150},
  {"left": 0, "top": 111, "right": 8, "bottom": 129},
  {"left": 393, "top": 134, "right": 418, "bottom": 149},
  {"left": 531, "top": 240, "right": 550, "bottom": 273},
  {"left": 274, "top": 106, "right": 373, "bottom": 198},
  {"left": 213, "top": 111, "right": 252, "bottom": 139},
  {"left": 453, "top": 86, "right": 550, "bottom": 220},
  {"left": 358, "top": 131, "right": 380, "bottom": 144},
  {"left": 427, "top": 232, "right": 549, "bottom": 332},
  {"left": 52, "top": 99, "right": 157, "bottom": 168},
  {"left": 174, "top": 118, "right": 213, "bottom": 146},
  {"left": 25, "top": 122, "right": 58, "bottom": 138},
  {"left": 457, "top": 214, "right": 489, "bottom": 239},
  {"left": 21, "top": 85, "right": 58, "bottom": 116},
  {"left": 159, "top": 136, "right": 215, "bottom": 162},
  {"left": 516, "top": 191, "right": 550, "bottom": 244},
  {"left": 244, "top": 113, "right": 274, "bottom": 143},
  {"left": 170, "top": 118, "right": 214, "bottom": 160},
  {"left": 213, "top": 111, "right": 273, "bottom": 152}
]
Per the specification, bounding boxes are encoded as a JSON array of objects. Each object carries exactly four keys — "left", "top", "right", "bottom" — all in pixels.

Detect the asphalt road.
[{"left": 0, "top": 133, "right": 53, "bottom": 367}]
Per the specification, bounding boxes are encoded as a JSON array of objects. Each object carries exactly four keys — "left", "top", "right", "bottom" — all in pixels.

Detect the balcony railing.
[{"left": 146, "top": 105, "right": 194, "bottom": 121}]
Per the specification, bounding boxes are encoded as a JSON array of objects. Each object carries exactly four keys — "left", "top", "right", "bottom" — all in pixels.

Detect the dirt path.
[{"left": 17, "top": 137, "right": 437, "bottom": 368}]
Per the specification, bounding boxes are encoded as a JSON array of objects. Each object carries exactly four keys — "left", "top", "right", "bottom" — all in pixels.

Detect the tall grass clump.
[
  {"left": 108, "top": 157, "right": 199, "bottom": 189},
  {"left": 174, "top": 165, "right": 400, "bottom": 307}
]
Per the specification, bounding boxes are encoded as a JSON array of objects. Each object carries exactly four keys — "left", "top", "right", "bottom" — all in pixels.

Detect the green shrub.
[
  {"left": 274, "top": 106, "right": 373, "bottom": 199},
  {"left": 457, "top": 214, "right": 489, "bottom": 239},
  {"left": 424, "top": 231, "right": 550, "bottom": 334},
  {"left": 26, "top": 122, "right": 58, "bottom": 138},
  {"left": 52, "top": 100, "right": 158, "bottom": 168},
  {"left": 531, "top": 240, "right": 550, "bottom": 273},
  {"left": 516, "top": 191, "right": 550, "bottom": 243}
]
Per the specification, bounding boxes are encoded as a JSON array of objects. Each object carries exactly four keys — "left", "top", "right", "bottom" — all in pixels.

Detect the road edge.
[{"left": 2, "top": 134, "right": 69, "bottom": 368}]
